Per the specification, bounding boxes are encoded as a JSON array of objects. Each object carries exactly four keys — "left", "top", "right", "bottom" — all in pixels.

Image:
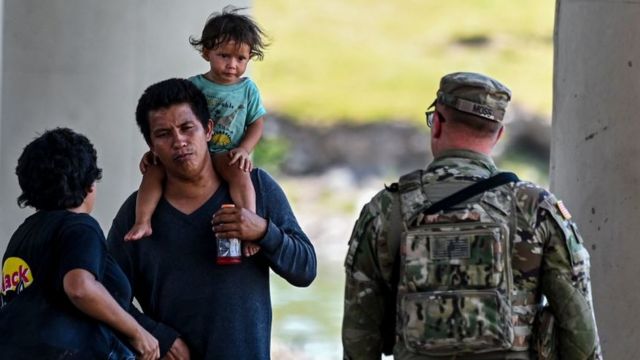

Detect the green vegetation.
[
  {"left": 498, "top": 157, "right": 549, "bottom": 187},
  {"left": 253, "top": 0, "right": 555, "bottom": 125},
  {"left": 253, "top": 136, "right": 290, "bottom": 174}
]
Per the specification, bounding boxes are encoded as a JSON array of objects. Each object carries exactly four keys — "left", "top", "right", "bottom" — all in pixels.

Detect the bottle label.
[{"left": 215, "top": 204, "right": 242, "bottom": 265}]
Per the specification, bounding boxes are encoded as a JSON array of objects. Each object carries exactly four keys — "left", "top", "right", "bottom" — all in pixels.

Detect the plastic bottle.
[{"left": 215, "top": 204, "right": 242, "bottom": 265}]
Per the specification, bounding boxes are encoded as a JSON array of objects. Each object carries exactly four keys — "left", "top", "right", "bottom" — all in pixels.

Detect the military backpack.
[{"left": 389, "top": 170, "right": 520, "bottom": 356}]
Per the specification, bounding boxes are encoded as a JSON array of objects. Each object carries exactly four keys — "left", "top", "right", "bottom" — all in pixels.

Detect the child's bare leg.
[
  {"left": 212, "top": 153, "right": 256, "bottom": 212},
  {"left": 125, "top": 164, "right": 165, "bottom": 241},
  {"left": 213, "top": 153, "right": 260, "bottom": 256},
  {"left": 244, "top": 243, "right": 260, "bottom": 257}
]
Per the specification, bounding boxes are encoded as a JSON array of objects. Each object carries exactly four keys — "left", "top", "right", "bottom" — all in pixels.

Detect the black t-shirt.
[{"left": 0, "top": 210, "right": 133, "bottom": 358}]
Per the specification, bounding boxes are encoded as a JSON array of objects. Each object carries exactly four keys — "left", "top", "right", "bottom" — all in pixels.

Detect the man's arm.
[
  {"left": 106, "top": 195, "right": 181, "bottom": 357},
  {"left": 342, "top": 197, "right": 391, "bottom": 360},
  {"left": 252, "top": 170, "right": 317, "bottom": 287},
  {"left": 538, "top": 197, "right": 601, "bottom": 359}
]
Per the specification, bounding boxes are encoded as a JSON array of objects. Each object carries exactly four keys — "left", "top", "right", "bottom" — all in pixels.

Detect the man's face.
[{"left": 147, "top": 103, "right": 212, "bottom": 180}]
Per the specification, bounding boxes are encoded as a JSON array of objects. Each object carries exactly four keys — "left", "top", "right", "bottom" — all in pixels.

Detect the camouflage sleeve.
[
  {"left": 537, "top": 196, "right": 601, "bottom": 360},
  {"left": 342, "top": 191, "right": 394, "bottom": 360}
]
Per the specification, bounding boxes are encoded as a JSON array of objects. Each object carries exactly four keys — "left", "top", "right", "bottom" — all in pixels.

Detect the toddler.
[{"left": 125, "top": 6, "right": 268, "bottom": 257}]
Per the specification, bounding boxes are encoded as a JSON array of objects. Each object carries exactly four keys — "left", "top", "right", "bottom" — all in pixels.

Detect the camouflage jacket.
[{"left": 342, "top": 149, "right": 601, "bottom": 360}]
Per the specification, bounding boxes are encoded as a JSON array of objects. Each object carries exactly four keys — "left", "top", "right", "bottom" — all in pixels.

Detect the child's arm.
[
  {"left": 63, "top": 269, "right": 160, "bottom": 359},
  {"left": 228, "top": 117, "right": 265, "bottom": 172}
]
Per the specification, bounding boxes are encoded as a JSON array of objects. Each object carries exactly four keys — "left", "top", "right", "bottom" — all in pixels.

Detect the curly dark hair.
[
  {"left": 16, "top": 128, "right": 103, "bottom": 210},
  {"left": 135, "top": 78, "right": 210, "bottom": 145},
  {"left": 189, "top": 5, "right": 268, "bottom": 60}
]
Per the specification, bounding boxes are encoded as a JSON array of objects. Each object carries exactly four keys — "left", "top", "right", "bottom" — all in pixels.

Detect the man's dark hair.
[
  {"left": 135, "top": 78, "right": 210, "bottom": 145},
  {"left": 189, "top": 6, "right": 268, "bottom": 60},
  {"left": 16, "top": 127, "right": 102, "bottom": 210}
]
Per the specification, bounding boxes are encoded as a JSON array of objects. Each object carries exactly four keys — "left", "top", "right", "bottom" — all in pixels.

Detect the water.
[
  {"left": 271, "top": 262, "right": 345, "bottom": 359},
  {"left": 269, "top": 174, "right": 383, "bottom": 359}
]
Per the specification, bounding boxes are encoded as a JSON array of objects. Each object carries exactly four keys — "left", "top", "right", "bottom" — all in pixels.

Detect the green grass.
[
  {"left": 253, "top": 0, "right": 555, "bottom": 124},
  {"left": 498, "top": 153, "right": 550, "bottom": 187}
]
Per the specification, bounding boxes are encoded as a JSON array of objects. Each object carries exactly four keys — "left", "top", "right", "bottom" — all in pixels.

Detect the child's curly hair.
[{"left": 189, "top": 6, "right": 268, "bottom": 60}]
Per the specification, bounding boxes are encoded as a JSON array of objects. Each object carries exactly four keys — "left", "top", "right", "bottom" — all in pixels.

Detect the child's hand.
[
  {"left": 228, "top": 147, "right": 252, "bottom": 172},
  {"left": 139, "top": 151, "right": 157, "bottom": 174}
]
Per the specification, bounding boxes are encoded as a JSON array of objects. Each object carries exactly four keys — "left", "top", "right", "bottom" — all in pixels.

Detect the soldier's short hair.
[{"left": 443, "top": 106, "right": 504, "bottom": 135}]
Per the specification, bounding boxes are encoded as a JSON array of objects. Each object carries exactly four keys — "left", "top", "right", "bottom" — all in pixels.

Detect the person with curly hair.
[{"left": 0, "top": 128, "right": 159, "bottom": 359}]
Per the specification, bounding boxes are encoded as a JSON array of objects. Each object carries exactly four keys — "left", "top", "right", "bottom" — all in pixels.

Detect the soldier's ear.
[
  {"left": 432, "top": 114, "right": 443, "bottom": 139},
  {"left": 494, "top": 126, "right": 504, "bottom": 143}
]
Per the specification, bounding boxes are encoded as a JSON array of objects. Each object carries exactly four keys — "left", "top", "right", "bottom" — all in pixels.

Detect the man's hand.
[
  {"left": 211, "top": 206, "right": 268, "bottom": 242},
  {"left": 228, "top": 147, "right": 252, "bottom": 172},
  {"left": 162, "top": 338, "right": 190, "bottom": 360}
]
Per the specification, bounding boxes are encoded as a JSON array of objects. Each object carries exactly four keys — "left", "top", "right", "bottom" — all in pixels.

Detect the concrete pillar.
[
  {"left": 552, "top": 0, "right": 640, "bottom": 357},
  {"left": 0, "top": 0, "right": 245, "bottom": 249},
  {"left": 0, "top": 0, "right": 4, "bottom": 168}
]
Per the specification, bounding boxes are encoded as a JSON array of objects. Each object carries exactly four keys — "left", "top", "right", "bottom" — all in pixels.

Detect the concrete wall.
[
  {"left": 552, "top": 0, "right": 640, "bottom": 357},
  {"left": 0, "top": 0, "right": 248, "bottom": 250},
  {"left": 0, "top": 0, "right": 3, "bottom": 175}
]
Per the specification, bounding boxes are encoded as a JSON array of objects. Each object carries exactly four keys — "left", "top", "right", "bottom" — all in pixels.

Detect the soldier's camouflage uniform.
[{"left": 342, "top": 149, "right": 601, "bottom": 360}]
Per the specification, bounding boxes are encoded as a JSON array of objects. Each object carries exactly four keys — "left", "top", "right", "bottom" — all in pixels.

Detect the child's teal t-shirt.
[{"left": 189, "top": 75, "right": 267, "bottom": 153}]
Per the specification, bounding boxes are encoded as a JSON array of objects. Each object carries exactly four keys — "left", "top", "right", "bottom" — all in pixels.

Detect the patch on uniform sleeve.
[{"left": 556, "top": 200, "right": 572, "bottom": 220}]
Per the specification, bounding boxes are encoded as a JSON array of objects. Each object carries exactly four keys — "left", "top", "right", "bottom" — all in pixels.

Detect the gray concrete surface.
[{"left": 552, "top": 0, "right": 640, "bottom": 357}]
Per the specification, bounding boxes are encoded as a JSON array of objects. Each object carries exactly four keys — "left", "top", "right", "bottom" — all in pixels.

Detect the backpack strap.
[
  {"left": 425, "top": 171, "right": 519, "bottom": 215},
  {"left": 389, "top": 171, "right": 519, "bottom": 264}
]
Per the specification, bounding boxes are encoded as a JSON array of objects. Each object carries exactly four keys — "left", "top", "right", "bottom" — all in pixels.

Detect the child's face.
[{"left": 203, "top": 41, "right": 251, "bottom": 85}]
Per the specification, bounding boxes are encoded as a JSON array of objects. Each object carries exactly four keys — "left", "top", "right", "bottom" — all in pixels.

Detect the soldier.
[{"left": 342, "top": 72, "right": 601, "bottom": 360}]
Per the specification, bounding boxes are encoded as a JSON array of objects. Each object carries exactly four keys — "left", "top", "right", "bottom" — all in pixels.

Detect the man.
[
  {"left": 108, "top": 78, "right": 316, "bottom": 360},
  {"left": 342, "top": 72, "right": 601, "bottom": 359}
]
